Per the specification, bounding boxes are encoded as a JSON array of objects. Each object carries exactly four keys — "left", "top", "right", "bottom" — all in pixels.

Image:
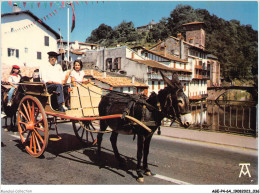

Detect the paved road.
[{"left": 1, "top": 120, "right": 258, "bottom": 187}]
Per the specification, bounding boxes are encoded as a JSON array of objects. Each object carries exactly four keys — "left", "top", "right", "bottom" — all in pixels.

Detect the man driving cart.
[{"left": 39, "top": 51, "right": 67, "bottom": 112}]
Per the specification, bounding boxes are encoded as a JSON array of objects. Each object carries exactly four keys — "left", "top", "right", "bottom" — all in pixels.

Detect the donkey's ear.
[
  {"left": 160, "top": 71, "right": 175, "bottom": 88},
  {"left": 172, "top": 72, "right": 181, "bottom": 85}
]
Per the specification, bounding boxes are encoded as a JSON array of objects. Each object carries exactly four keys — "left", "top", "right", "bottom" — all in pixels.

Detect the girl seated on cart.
[
  {"left": 7, "top": 65, "right": 22, "bottom": 106},
  {"left": 63, "top": 59, "right": 87, "bottom": 109},
  {"left": 70, "top": 59, "right": 85, "bottom": 86}
]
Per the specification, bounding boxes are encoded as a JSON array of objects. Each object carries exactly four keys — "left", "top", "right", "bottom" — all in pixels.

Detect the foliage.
[{"left": 85, "top": 4, "right": 258, "bottom": 80}]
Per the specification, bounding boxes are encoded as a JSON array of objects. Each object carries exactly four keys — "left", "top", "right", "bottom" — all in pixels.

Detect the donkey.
[
  {"left": 97, "top": 71, "right": 191, "bottom": 182},
  {"left": 1, "top": 76, "right": 31, "bottom": 130}
]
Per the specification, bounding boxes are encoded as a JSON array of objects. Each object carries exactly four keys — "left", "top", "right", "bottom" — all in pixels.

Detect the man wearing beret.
[{"left": 39, "top": 51, "right": 67, "bottom": 112}]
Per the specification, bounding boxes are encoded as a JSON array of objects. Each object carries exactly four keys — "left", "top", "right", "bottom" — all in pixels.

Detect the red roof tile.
[
  {"left": 84, "top": 69, "right": 148, "bottom": 88},
  {"left": 94, "top": 77, "right": 148, "bottom": 88}
]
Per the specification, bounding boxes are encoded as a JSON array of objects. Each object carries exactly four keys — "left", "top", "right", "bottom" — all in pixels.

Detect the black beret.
[{"left": 47, "top": 51, "right": 60, "bottom": 56}]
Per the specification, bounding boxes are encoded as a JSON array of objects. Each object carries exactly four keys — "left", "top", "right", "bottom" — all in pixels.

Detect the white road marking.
[
  {"left": 10, "top": 134, "right": 20, "bottom": 139},
  {"left": 153, "top": 174, "right": 191, "bottom": 185}
]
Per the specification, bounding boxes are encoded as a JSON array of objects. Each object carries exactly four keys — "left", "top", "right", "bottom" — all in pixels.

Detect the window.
[
  {"left": 106, "top": 58, "right": 113, "bottom": 71},
  {"left": 158, "top": 81, "right": 160, "bottom": 90},
  {"left": 25, "top": 48, "right": 28, "bottom": 53},
  {"left": 114, "top": 57, "right": 121, "bottom": 71},
  {"left": 44, "top": 36, "right": 49, "bottom": 46},
  {"left": 152, "top": 81, "right": 154, "bottom": 90},
  {"left": 8, "top": 48, "right": 19, "bottom": 58},
  {"left": 120, "top": 87, "right": 123, "bottom": 92},
  {"left": 11, "top": 28, "right": 14, "bottom": 32},
  {"left": 37, "top": 52, "right": 42, "bottom": 60},
  {"left": 128, "top": 87, "right": 130, "bottom": 92},
  {"left": 8, "top": 48, "right": 15, "bottom": 57}
]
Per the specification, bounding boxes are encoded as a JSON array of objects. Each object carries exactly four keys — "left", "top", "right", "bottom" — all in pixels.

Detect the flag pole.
[{"left": 67, "top": 2, "right": 70, "bottom": 65}]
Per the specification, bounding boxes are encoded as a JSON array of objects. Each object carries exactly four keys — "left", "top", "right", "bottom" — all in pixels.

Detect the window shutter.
[
  {"left": 8, "top": 48, "right": 11, "bottom": 57},
  {"left": 45, "top": 36, "right": 49, "bottom": 46},
  {"left": 37, "top": 52, "right": 42, "bottom": 59},
  {"left": 16, "top": 49, "right": 19, "bottom": 58}
]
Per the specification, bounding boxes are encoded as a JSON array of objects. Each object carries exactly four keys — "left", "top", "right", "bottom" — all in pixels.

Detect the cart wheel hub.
[{"left": 25, "top": 122, "right": 35, "bottom": 130}]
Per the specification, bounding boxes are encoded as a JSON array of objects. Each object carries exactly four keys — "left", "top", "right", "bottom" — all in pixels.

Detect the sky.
[{"left": 1, "top": 1, "right": 259, "bottom": 43}]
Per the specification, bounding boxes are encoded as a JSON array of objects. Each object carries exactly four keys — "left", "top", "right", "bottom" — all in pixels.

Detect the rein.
[
  {"left": 76, "top": 81, "right": 159, "bottom": 112},
  {"left": 76, "top": 80, "right": 182, "bottom": 125}
]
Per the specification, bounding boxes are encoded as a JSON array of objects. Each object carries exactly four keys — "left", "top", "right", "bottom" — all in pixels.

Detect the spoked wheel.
[
  {"left": 72, "top": 120, "right": 98, "bottom": 145},
  {"left": 17, "top": 95, "right": 49, "bottom": 157}
]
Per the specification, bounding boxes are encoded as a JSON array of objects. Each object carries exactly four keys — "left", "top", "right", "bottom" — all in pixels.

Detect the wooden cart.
[{"left": 17, "top": 81, "right": 152, "bottom": 157}]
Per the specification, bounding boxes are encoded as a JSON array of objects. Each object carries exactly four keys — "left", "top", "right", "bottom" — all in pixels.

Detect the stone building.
[
  {"left": 146, "top": 22, "right": 221, "bottom": 100},
  {"left": 207, "top": 54, "right": 221, "bottom": 87},
  {"left": 136, "top": 20, "right": 158, "bottom": 32},
  {"left": 82, "top": 22, "right": 221, "bottom": 100}
]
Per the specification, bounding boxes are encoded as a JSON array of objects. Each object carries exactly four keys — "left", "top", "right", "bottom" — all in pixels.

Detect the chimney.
[
  {"left": 177, "top": 33, "right": 184, "bottom": 40},
  {"left": 131, "top": 76, "right": 135, "bottom": 84},
  {"left": 102, "top": 71, "right": 106, "bottom": 78},
  {"left": 177, "top": 33, "right": 184, "bottom": 60},
  {"left": 12, "top": 3, "right": 21, "bottom": 12}
]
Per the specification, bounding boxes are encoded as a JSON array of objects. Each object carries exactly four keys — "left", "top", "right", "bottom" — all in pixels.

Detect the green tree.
[
  {"left": 86, "top": 23, "right": 113, "bottom": 44},
  {"left": 146, "top": 17, "right": 169, "bottom": 43},
  {"left": 113, "top": 21, "right": 139, "bottom": 43}
]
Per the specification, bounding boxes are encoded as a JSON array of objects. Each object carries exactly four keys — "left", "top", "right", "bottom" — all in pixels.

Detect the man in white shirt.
[{"left": 39, "top": 51, "right": 67, "bottom": 112}]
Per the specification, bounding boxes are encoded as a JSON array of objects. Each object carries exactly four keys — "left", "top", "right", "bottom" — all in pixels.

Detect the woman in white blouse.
[{"left": 70, "top": 59, "right": 85, "bottom": 86}]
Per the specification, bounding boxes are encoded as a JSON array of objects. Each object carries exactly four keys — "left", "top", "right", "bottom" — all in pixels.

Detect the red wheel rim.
[{"left": 18, "top": 95, "right": 49, "bottom": 157}]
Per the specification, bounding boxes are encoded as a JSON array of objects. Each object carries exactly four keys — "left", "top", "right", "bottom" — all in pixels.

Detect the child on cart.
[
  {"left": 7, "top": 65, "right": 21, "bottom": 106},
  {"left": 70, "top": 59, "right": 85, "bottom": 86}
]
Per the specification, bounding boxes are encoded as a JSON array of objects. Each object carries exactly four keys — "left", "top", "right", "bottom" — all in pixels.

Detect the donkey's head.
[{"left": 159, "top": 71, "right": 191, "bottom": 128}]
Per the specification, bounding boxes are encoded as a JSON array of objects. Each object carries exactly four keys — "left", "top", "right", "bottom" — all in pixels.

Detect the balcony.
[
  {"left": 178, "top": 74, "right": 193, "bottom": 81},
  {"left": 148, "top": 73, "right": 171, "bottom": 80},
  {"left": 148, "top": 72, "right": 192, "bottom": 81},
  {"left": 193, "top": 75, "right": 203, "bottom": 79},
  {"left": 194, "top": 65, "right": 203, "bottom": 70}
]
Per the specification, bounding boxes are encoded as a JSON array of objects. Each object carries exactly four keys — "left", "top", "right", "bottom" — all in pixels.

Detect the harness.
[{"left": 74, "top": 81, "right": 183, "bottom": 131}]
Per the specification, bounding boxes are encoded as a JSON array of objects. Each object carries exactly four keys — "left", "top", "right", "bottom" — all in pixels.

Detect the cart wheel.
[
  {"left": 72, "top": 120, "right": 98, "bottom": 145},
  {"left": 17, "top": 95, "right": 49, "bottom": 157}
]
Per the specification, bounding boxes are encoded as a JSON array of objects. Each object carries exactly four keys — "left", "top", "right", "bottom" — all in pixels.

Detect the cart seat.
[{"left": 19, "top": 82, "right": 50, "bottom": 97}]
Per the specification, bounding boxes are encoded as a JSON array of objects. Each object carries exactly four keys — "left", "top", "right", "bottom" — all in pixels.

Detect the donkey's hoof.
[
  {"left": 144, "top": 169, "right": 152, "bottom": 176},
  {"left": 137, "top": 177, "right": 144, "bottom": 183},
  {"left": 4, "top": 128, "right": 9, "bottom": 132}
]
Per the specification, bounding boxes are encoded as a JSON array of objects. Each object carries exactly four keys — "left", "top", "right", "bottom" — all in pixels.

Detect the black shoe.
[{"left": 58, "top": 104, "right": 65, "bottom": 112}]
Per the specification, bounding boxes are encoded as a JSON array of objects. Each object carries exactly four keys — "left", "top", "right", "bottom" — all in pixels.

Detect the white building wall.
[
  {"left": 125, "top": 47, "right": 144, "bottom": 60},
  {"left": 1, "top": 14, "right": 58, "bottom": 67}
]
